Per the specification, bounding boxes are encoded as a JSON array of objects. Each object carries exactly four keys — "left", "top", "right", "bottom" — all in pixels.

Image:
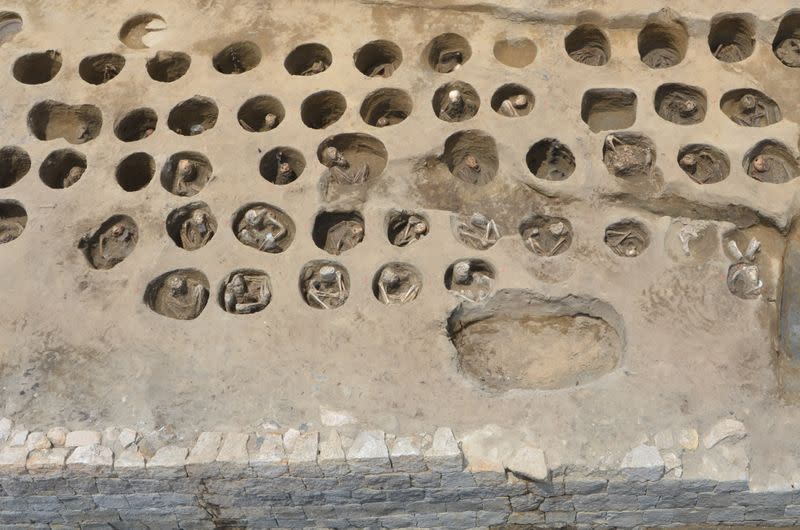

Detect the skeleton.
[
  {"left": 240, "top": 112, "right": 278, "bottom": 132},
  {"left": 456, "top": 213, "right": 499, "bottom": 250},
  {"left": 454, "top": 154, "right": 486, "bottom": 184},
  {"left": 154, "top": 274, "right": 208, "bottom": 320},
  {"left": 188, "top": 124, "right": 205, "bottom": 135},
  {"left": 679, "top": 151, "right": 726, "bottom": 184},
  {"left": 438, "top": 89, "right": 473, "bottom": 122},
  {"left": 305, "top": 265, "right": 348, "bottom": 309},
  {"left": 179, "top": 209, "right": 216, "bottom": 250},
  {"left": 604, "top": 134, "right": 654, "bottom": 178},
  {"left": 237, "top": 207, "right": 287, "bottom": 252},
  {"left": 523, "top": 220, "right": 570, "bottom": 256},
  {"left": 171, "top": 159, "right": 205, "bottom": 196},
  {"left": 729, "top": 93, "right": 779, "bottom": 127},
  {"left": 569, "top": 43, "right": 608, "bottom": 66},
  {"left": 434, "top": 48, "right": 463, "bottom": 73},
  {"left": 747, "top": 153, "right": 792, "bottom": 183},
  {"left": 497, "top": 94, "right": 529, "bottom": 117},
  {"left": 775, "top": 37, "right": 800, "bottom": 67},
  {"left": 102, "top": 62, "right": 119, "bottom": 83},
  {"left": 713, "top": 41, "right": 748, "bottom": 62},
  {"left": 726, "top": 238, "right": 763, "bottom": 299},
  {"left": 605, "top": 223, "right": 647, "bottom": 257},
  {"left": 88, "top": 221, "right": 137, "bottom": 269},
  {"left": 324, "top": 220, "right": 364, "bottom": 255},
  {"left": 300, "top": 59, "right": 327, "bottom": 76},
  {"left": 536, "top": 142, "right": 574, "bottom": 180},
  {"left": 228, "top": 48, "right": 245, "bottom": 73},
  {"left": 449, "top": 260, "right": 493, "bottom": 303},
  {"left": 321, "top": 146, "right": 369, "bottom": 185},
  {"left": 658, "top": 92, "right": 703, "bottom": 124},
  {"left": 0, "top": 218, "right": 24, "bottom": 243},
  {"left": 274, "top": 151, "right": 297, "bottom": 185},
  {"left": 390, "top": 214, "right": 428, "bottom": 247},
  {"left": 62, "top": 165, "right": 85, "bottom": 188},
  {"left": 641, "top": 46, "right": 681, "bottom": 69},
  {"left": 373, "top": 110, "right": 407, "bottom": 127},
  {"left": 376, "top": 266, "right": 419, "bottom": 305},
  {"left": 367, "top": 62, "right": 395, "bottom": 78},
  {"left": 223, "top": 273, "right": 271, "bottom": 314}
]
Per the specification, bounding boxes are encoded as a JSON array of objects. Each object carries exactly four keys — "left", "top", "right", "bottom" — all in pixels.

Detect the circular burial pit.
[
  {"left": 360, "top": 88, "right": 412, "bottom": 127},
  {"left": 447, "top": 289, "right": 624, "bottom": 392},
  {"left": 144, "top": 269, "right": 209, "bottom": 320},
  {"left": 493, "top": 37, "right": 536, "bottom": 68},
  {"left": 0, "top": 200, "right": 27, "bottom": 245},
  {"left": 565, "top": 24, "right": 610, "bottom": 66},
  {"left": 28, "top": 101, "right": 103, "bottom": 144},
  {"left": 301, "top": 91, "right": 346, "bottom": 130},
  {"left": 443, "top": 130, "right": 499, "bottom": 185},
  {"left": 213, "top": 41, "right": 261, "bottom": 74},
  {"left": 166, "top": 202, "right": 217, "bottom": 251},
  {"left": 432, "top": 81, "right": 480, "bottom": 122},
  {"left": 0, "top": 12, "right": 22, "bottom": 46},
  {"left": 260, "top": 147, "right": 305, "bottom": 185},
  {"left": 285, "top": 43, "right": 332, "bottom": 76},
  {"left": 354, "top": 40, "right": 402, "bottom": 78},
  {"left": 39, "top": 149, "right": 87, "bottom": 189},
  {"left": 119, "top": 13, "right": 165, "bottom": 49},
  {"left": 0, "top": 146, "right": 31, "bottom": 188},
  {"left": 720, "top": 89, "right": 781, "bottom": 128},
  {"left": 581, "top": 88, "right": 637, "bottom": 132},
  {"left": 312, "top": 210, "right": 365, "bottom": 255},
  {"left": 167, "top": 96, "right": 218, "bottom": 136},
  {"left": 427, "top": 33, "right": 472, "bottom": 73},
  {"left": 147, "top": 51, "right": 190, "bottom": 82},
  {"left": 80, "top": 214, "right": 138, "bottom": 270},
  {"left": 238, "top": 95, "right": 285, "bottom": 132},
  {"left": 79, "top": 53, "right": 125, "bottom": 84},
  {"left": 655, "top": 83, "right": 707, "bottom": 125},
  {"left": 637, "top": 11, "right": 688, "bottom": 69},
  {"left": 491, "top": 83, "right": 534, "bottom": 117},
  {"left": 526, "top": 138, "right": 575, "bottom": 181},
  {"left": 708, "top": 14, "right": 755, "bottom": 63},
  {"left": 116, "top": 152, "right": 155, "bottom": 192},
  {"left": 678, "top": 144, "right": 730, "bottom": 185},
  {"left": 743, "top": 140, "right": 799, "bottom": 184},
  {"left": 13, "top": 50, "right": 62, "bottom": 84},
  {"left": 773, "top": 11, "right": 800, "bottom": 67},
  {"left": 161, "top": 151, "right": 212, "bottom": 197},
  {"left": 114, "top": 108, "right": 157, "bottom": 142}
]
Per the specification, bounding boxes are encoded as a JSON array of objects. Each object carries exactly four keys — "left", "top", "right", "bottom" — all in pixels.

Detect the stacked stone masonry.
[{"left": 0, "top": 419, "right": 796, "bottom": 528}]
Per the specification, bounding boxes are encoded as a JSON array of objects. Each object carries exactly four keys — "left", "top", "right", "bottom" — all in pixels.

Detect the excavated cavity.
[
  {"left": 299, "top": 260, "right": 350, "bottom": 310},
  {"left": 490, "top": 84, "right": 534, "bottom": 117},
  {"left": 720, "top": 89, "right": 782, "bottom": 127},
  {"left": 144, "top": 269, "right": 209, "bottom": 320},
  {"left": 166, "top": 202, "right": 217, "bottom": 251},
  {"left": 373, "top": 263, "right": 422, "bottom": 305},
  {"left": 565, "top": 24, "right": 610, "bottom": 66},
  {"left": 678, "top": 144, "right": 730, "bottom": 185},
  {"left": 387, "top": 210, "right": 429, "bottom": 247},
  {"left": 603, "top": 131, "right": 656, "bottom": 179},
  {"left": 427, "top": 33, "right": 472, "bottom": 73},
  {"left": 605, "top": 219, "right": 650, "bottom": 257},
  {"left": 0, "top": 12, "right": 22, "bottom": 47},
  {"left": 312, "top": 211, "right": 365, "bottom": 255},
  {"left": 317, "top": 133, "right": 388, "bottom": 183},
  {"left": 161, "top": 151, "right": 212, "bottom": 197},
  {"left": 301, "top": 91, "right": 346, "bottom": 130},
  {"left": 114, "top": 108, "right": 157, "bottom": 142},
  {"left": 581, "top": 89, "right": 637, "bottom": 132},
  {"left": 519, "top": 214, "right": 573, "bottom": 256},
  {"left": 284, "top": 43, "right": 332, "bottom": 76},
  {"left": 39, "top": 149, "right": 87, "bottom": 189},
  {"left": 13, "top": 50, "right": 62, "bottom": 85},
  {"left": 654, "top": 83, "right": 707, "bottom": 125},
  {"left": 79, "top": 53, "right": 125, "bottom": 85},
  {"left": 213, "top": 41, "right": 261, "bottom": 74},
  {"left": 743, "top": 140, "right": 799, "bottom": 184},
  {"left": 773, "top": 11, "right": 800, "bottom": 67},
  {"left": 167, "top": 96, "right": 218, "bottom": 136},
  {"left": 492, "top": 37, "right": 536, "bottom": 68},
  {"left": 80, "top": 215, "right": 138, "bottom": 270},
  {"left": 638, "top": 10, "right": 688, "bottom": 68},
  {"left": 443, "top": 130, "right": 498, "bottom": 186},
  {"left": 147, "top": 51, "right": 191, "bottom": 82},
  {"left": 28, "top": 101, "right": 102, "bottom": 144},
  {"left": 432, "top": 81, "right": 480, "bottom": 122},
  {"left": 0, "top": 200, "right": 27, "bottom": 244},
  {"left": 232, "top": 202, "right": 295, "bottom": 254},
  {"left": 708, "top": 14, "right": 755, "bottom": 63},
  {"left": 444, "top": 258, "right": 495, "bottom": 303},
  {"left": 260, "top": 147, "right": 305, "bottom": 185},
  {"left": 219, "top": 269, "right": 272, "bottom": 314},
  {"left": 0, "top": 146, "right": 31, "bottom": 188},
  {"left": 354, "top": 39, "right": 402, "bottom": 78},
  {"left": 360, "top": 88, "right": 412, "bottom": 127},
  {"left": 115, "top": 152, "right": 155, "bottom": 192},
  {"left": 451, "top": 213, "right": 500, "bottom": 251},
  {"left": 119, "top": 13, "right": 166, "bottom": 49},
  {"left": 447, "top": 289, "right": 624, "bottom": 392},
  {"left": 238, "top": 96, "right": 285, "bottom": 132},
  {"left": 526, "top": 139, "right": 575, "bottom": 181}
]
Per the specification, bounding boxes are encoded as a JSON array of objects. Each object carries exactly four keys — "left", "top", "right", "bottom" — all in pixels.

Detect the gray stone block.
[
  {"left": 364, "top": 472, "right": 411, "bottom": 489},
  {"left": 405, "top": 500, "right": 447, "bottom": 514},
  {"left": 637, "top": 494, "right": 660, "bottom": 509},
  {"left": 564, "top": 479, "right": 607, "bottom": 495},
  {"left": 507, "top": 511, "right": 545, "bottom": 524},
  {"left": 378, "top": 513, "right": 416, "bottom": 528},
  {"left": 481, "top": 496, "right": 511, "bottom": 512},
  {"left": 96, "top": 478, "right": 132, "bottom": 494},
  {"left": 656, "top": 491, "right": 698, "bottom": 508},
  {"left": 544, "top": 510, "right": 576, "bottom": 524},
  {"left": 605, "top": 510, "right": 643, "bottom": 526},
  {"left": 351, "top": 487, "right": 387, "bottom": 502},
  {"left": 607, "top": 480, "right": 648, "bottom": 495},
  {"left": 410, "top": 471, "right": 440, "bottom": 488},
  {"left": 346, "top": 430, "right": 391, "bottom": 474},
  {"left": 383, "top": 487, "right": 425, "bottom": 503},
  {"left": 440, "top": 471, "right": 477, "bottom": 488},
  {"left": 93, "top": 493, "right": 130, "bottom": 509},
  {"left": 446, "top": 498, "right": 484, "bottom": 512},
  {"left": 670, "top": 507, "right": 710, "bottom": 523},
  {"left": 642, "top": 509, "right": 676, "bottom": 524},
  {"left": 539, "top": 495, "right": 575, "bottom": 511},
  {"left": 708, "top": 505, "right": 746, "bottom": 522},
  {"left": 745, "top": 506, "right": 788, "bottom": 521},
  {"left": 572, "top": 493, "right": 638, "bottom": 511},
  {"left": 360, "top": 500, "right": 404, "bottom": 516},
  {"left": 425, "top": 487, "right": 463, "bottom": 502},
  {"left": 434, "top": 511, "right": 478, "bottom": 528},
  {"left": 476, "top": 510, "right": 508, "bottom": 525}
]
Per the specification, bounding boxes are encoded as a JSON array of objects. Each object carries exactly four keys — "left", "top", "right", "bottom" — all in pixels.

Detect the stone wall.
[{"left": 0, "top": 418, "right": 797, "bottom": 528}]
